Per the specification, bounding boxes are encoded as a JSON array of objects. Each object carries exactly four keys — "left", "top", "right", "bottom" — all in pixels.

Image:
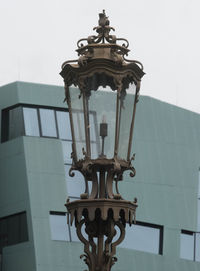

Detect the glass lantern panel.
[
  {"left": 118, "top": 83, "right": 137, "bottom": 160},
  {"left": 68, "top": 87, "right": 86, "bottom": 160},
  {"left": 88, "top": 87, "right": 116, "bottom": 159}
]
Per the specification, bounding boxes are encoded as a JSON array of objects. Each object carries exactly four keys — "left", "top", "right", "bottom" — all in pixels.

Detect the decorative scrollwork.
[
  {"left": 129, "top": 166, "right": 136, "bottom": 178},
  {"left": 123, "top": 56, "right": 144, "bottom": 70},
  {"left": 69, "top": 166, "right": 76, "bottom": 177},
  {"left": 61, "top": 59, "right": 78, "bottom": 69},
  {"left": 77, "top": 10, "right": 117, "bottom": 48},
  {"left": 67, "top": 155, "right": 137, "bottom": 200},
  {"left": 74, "top": 10, "right": 135, "bottom": 66},
  {"left": 115, "top": 38, "right": 129, "bottom": 48},
  {"left": 131, "top": 153, "right": 136, "bottom": 161},
  {"left": 75, "top": 216, "right": 126, "bottom": 271}
]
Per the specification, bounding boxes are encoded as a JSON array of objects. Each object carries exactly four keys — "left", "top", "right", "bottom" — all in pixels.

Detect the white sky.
[{"left": 0, "top": 0, "right": 199, "bottom": 113}]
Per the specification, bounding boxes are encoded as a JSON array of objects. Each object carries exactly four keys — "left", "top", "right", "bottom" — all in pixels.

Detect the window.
[
  {"left": 0, "top": 212, "right": 28, "bottom": 253},
  {"left": 1, "top": 104, "right": 74, "bottom": 144},
  {"left": 49, "top": 212, "right": 70, "bottom": 241},
  {"left": 196, "top": 233, "right": 200, "bottom": 262},
  {"left": 56, "top": 111, "right": 71, "bottom": 140},
  {"left": 120, "top": 221, "right": 163, "bottom": 255},
  {"left": 1, "top": 104, "right": 98, "bottom": 200},
  {"left": 23, "top": 107, "right": 40, "bottom": 136},
  {"left": 180, "top": 230, "right": 200, "bottom": 261},
  {"left": 39, "top": 108, "right": 57, "bottom": 137},
  {"left": 1, "top": 104, "right": 72, "bottom": 142},
  {"left": 1, "top": 106, "right": 24, "bottom": 142},
  {"left": 49, "top": 211, "right": 80, "bottom": 242},
  {"left": 1, "top": 104, "right": 97, "bottom": 145}
]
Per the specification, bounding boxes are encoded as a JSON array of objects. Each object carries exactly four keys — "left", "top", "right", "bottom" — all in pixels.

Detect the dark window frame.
[
  {"left": 1, "top": 103, "right": 98, "bottom": 144},
  {"left": 1, "top": 105, "right": 25, "bottom": 142},
  {"left": 49, "top": 211, "right": 72, "bottom": 242},
  {"left": 136, "top": 221, "right": 163, "bottom": 255},
  {"left": 1, "top": 103, "right": 69, "bottom": 143},
  {"left": 38, "top": 108, "right": 58, "bottom": 138}
]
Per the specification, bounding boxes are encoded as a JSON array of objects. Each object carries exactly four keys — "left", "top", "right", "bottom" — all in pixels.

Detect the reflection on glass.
[
  {"left": 99, "top": 115, "right": 108, "bottom": 157},
  {"left": 118, "top": 83, "right": 136, "bottom": 160},
  {"left": 88, "top": 87, "right": 116, "bottom": 159},
  {"left": 23, "top": 107, "right": 40, "bottom": 136},
  {"left": 69, "top": 87, "right": 86, "bottom": 160},
  {"left": 91, "top": 143, "right": 98, "bottom": 159},
  {"left": 65, "top": 165, "right": 85, "bottom": 198},
  {"left": 180, "top": 232, "right": 194, "bottom": 260},
  {"left": 69, "top": 84, "right": 137, "bottom": 160},
  {"left": 62, "top": 141, "right": 72, "bottom": 164},
  {"left": 120, "top": 224, "right": 160, "bottom": 254},
  {"left": 89, "top": 113, "right": 97, "bottom": 142},
  {"left": 49, "top": 214, "right": 69, "bottom": 241},
  {"left": 39, "top": 109, "right": 57, "bottom": 137},
  {"left": 56, "top": 111, "right": 71, "bottom": 140},
  {"left": 75, "top": 112, "right": 85, "bottom": 142},
  {"left": 8, "top": 107, "right": 24, "bottom": 140}
]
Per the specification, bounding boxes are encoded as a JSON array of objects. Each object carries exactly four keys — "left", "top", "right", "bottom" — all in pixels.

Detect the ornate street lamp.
[{"left": 60, "top": 10, "right": 144, "bottom": 271}]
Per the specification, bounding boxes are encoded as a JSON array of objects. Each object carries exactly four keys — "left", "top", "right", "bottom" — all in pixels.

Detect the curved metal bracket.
[{"left": 75, "top": 217, "right": 126, "bottom": 271}]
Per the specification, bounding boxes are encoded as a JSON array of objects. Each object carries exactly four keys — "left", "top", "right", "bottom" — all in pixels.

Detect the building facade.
[{"left": 0, "top": 81, "right": 200, "bottom": 271}]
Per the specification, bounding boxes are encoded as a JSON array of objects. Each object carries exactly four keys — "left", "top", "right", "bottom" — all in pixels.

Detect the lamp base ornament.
[{"left": 66, "top": 199, "right": 137, "bottom": 271}]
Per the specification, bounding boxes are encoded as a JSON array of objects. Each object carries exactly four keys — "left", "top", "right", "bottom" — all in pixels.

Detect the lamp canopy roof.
[{"left": 60, "top": 10, "right": 145, "bottom": 92}]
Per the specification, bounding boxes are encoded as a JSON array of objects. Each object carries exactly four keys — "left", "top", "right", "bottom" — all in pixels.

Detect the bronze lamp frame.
[{"left": 60, "top": 10, "right": 144, "bottom": 271}]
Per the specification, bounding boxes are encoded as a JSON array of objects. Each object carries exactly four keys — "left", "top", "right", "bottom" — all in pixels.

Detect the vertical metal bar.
[
  {"left": 116, "top": 98, "right": 123, "bottom": 157},
  {"left": 127, "top": 82, "right": 140, "bottom": 161},
  {"left": 97, "top": 235, "right": 104, "bottom": 268},
  {"left": 86, "top": 97, "right": 91, "bottom": 155},
  {"left": 114, "top": 90, "right": 120, "bottom": 157},
  {"left": 101, "top": 137, "right": 105, "bottom": 156},
  {"left": 82, "top": 91, "right": 91, "bottom": 157},
  {"left": 65, "top": 86, "right": 78, "bottom": 163},
  {"left": 159, "top": 226, "right": 163, "bottom": 255},
  {"left": 93, "top": 111, "right": 101, "bottom": 156},
  {"left": 99, "top": 170, "right": 106, "bottom": 198},
  {"left": 194, "top": 232, "right": 196, "bottom": 261}
]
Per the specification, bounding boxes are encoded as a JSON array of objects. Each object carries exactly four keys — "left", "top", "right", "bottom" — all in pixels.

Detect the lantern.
[{"left": 60, "top": 10, "right": 144, "bottom": 271}]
